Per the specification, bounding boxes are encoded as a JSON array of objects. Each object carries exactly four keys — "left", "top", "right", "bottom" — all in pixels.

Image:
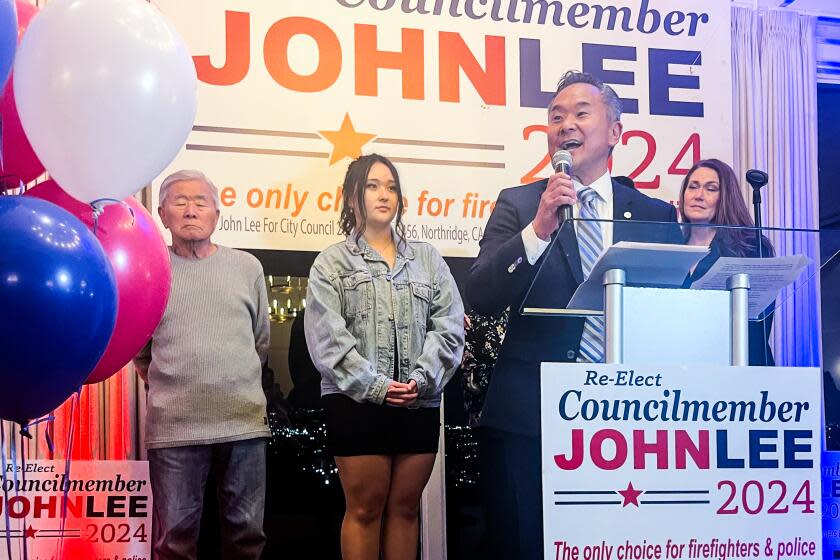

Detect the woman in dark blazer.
[{"left": 679, "top": 158, "right": 775, "bottom": 366}]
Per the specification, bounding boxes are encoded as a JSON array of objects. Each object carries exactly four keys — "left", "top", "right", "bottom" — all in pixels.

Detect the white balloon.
[{"left": 13, "top": 0, "right": 196, "bottom": 202}]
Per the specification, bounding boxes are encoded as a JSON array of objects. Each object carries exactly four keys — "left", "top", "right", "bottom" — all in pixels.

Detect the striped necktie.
[{"left": 576, "top": 187, "right": 605, "bottom": 363}]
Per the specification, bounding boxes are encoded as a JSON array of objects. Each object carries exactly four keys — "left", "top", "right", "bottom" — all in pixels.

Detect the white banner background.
[{"left": 152, "top": 0, "right": 733, "bottom": 257}]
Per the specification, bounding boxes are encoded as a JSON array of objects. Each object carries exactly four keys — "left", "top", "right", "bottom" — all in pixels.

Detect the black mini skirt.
[{"left": 322, "top": 393, "right": 441, "bottom": 457}]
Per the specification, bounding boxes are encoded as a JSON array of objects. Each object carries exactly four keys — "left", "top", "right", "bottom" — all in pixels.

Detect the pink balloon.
[
  {"left": 26, "top": 180, "right": 171, "bottom": 384},
  {"left": 1, "top": 1, "right": 44, "bottom": 184},
  {"left": 13, "top": 0, "right": 36, "bottom": 36}
]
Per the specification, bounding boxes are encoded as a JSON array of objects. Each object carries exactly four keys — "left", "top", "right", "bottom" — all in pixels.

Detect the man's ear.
[
  {"left": 609, "top": 120, "right": 623, "bottom": 148},
  {"left": 157, "top": 206, "right": 169, "bottom": 229}
]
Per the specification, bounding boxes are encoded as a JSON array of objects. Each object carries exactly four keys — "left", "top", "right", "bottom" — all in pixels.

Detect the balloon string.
[
  {"left": 19, "top": 433, "right": 28, "bottom": 560},
  {"left": 20, "top": 415, "right": 53, "bottom": 441},
  {"left": 1, "top": 423, "right": 14, "bottom": 560},
  {"left": 43, "top": 417, "right": 54, "bottom": 459},
  {"left": 90, "top": 198, "right": 133, "bottom": 234},
  {"left": 57, "top": 391, "right": 80, "bottom": 560},
  {"left": 9, "top": 426, "right": 20, "bottom": 558}
]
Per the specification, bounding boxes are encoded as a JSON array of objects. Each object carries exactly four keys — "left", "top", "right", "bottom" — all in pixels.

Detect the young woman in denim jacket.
[{"left": 304, "top": 154, "right": 464, "bottom": 560}]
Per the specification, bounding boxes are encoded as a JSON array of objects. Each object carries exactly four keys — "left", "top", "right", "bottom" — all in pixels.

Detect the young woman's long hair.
[
  {"left": 678, "top": 159, "right": 773, "bottom": 257},
  {"left": 338, "top": 154, "right": 407, "bottom": 248}
]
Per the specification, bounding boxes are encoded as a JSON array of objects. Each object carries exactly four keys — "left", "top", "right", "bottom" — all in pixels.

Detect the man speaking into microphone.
[{"left": 467, "top": 71, "right": 679, "bottom": 559}]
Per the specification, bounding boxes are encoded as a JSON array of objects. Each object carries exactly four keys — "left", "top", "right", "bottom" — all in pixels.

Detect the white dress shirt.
[{"left": 522, "top": 171, "right": 615, "bottom": 264}]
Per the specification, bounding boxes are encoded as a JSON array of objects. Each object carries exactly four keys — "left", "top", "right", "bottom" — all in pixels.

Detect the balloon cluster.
[{"left": 0, "top": 0, "right": 196, "bottom": 425}]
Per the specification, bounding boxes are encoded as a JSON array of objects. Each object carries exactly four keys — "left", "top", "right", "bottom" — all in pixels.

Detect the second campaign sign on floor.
[
  {"left": 0, "top": 461, "right": 152, "bottom": 560},
  {"left": 541, "top": 364, "right": 821, "bottom": 560}
]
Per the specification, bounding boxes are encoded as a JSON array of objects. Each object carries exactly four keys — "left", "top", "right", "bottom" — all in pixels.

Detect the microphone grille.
[{"left": 552, "top": 150, "right": 573, "bottom": 171}]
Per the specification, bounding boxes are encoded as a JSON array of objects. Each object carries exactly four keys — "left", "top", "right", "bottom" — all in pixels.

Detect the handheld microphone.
[{"left": 551, "top": 150, "right": 574, "bottom": 222}]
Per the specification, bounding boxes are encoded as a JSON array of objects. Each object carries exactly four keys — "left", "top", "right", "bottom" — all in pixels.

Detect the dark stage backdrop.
[{"left": 819, "top": 83, "right": 840, "bottom": 439}]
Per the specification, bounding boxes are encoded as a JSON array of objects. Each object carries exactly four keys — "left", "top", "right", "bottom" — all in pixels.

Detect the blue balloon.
[
  {"left": 0, "top": 0, "right": 15, "bottom": 89},
  {"left": 0, "top": 196, "right": 117, "bottom": 424}
]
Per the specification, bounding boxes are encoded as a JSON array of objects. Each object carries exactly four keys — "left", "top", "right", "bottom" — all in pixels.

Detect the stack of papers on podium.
[{"left": 690, "top": 255, "right": 810, "bottom": 318}]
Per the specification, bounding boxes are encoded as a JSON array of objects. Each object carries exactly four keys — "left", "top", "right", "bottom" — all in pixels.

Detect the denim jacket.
[{"left": 304, "top": 234, "right": 465, "bottom": 407}]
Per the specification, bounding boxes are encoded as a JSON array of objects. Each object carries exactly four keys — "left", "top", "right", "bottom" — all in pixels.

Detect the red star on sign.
[
  {"left": 617, "top": 482, "right": 643, "bottom": 507},
  {"left": 24, "top": 526, "right": 37, "bottom": 539}
]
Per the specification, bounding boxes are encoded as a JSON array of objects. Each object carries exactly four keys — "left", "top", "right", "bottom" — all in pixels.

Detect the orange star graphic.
[
  {"left": 617, "top": 482, "right": 643, "bottom": 507},
  {"left": 319, "top": 113, "right": 376, "bottom": 165},
  {"left": 24, "top": 525, "right": 37, "bottom": 539}
]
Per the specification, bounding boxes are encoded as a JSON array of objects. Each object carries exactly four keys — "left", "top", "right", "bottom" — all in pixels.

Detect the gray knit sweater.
[{"left": 135, "top": 245, "right": 271, "bottom": 449}]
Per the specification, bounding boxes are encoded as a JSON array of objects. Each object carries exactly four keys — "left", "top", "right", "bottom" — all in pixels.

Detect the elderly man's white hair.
[{"left": 158, "top": 169, "right": 220, "bottom": 209}]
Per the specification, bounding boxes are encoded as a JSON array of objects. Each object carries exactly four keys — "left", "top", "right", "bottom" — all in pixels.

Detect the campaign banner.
[
  {"left": 152, "top": 0, "right": 732, "bottom": 256},
  {"left": 822, "top": 451, "right": 840, "bottom": 560},
  {"left": 0, "top": 460, "right": 152, "bottom": 560},
  {"left": 541, "top": 363, "right": 822, "bottom": 560}
]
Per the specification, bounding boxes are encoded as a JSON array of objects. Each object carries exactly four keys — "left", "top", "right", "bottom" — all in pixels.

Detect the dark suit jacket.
[
  {"left": 467, "top": 178, "right": 680, "bottom": 436},
  {"left": 685, "top": 235, "right": 775, "bottom": 367}
]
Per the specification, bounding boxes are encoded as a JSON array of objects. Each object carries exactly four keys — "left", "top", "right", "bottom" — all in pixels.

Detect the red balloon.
[
  {"left": 0, "top": 1, "right": 44, "bottom": 184},
  {"left": 26, "top": 180, "right": 171, "bottom": 384}
]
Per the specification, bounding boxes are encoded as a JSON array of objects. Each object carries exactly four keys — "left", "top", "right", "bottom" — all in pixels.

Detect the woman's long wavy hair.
[
  {"left": 679, "top": 158, "right": 773, "bottom": 257},
  {"left": 339, "top": 154, "right": 407, "bottom": 248}
]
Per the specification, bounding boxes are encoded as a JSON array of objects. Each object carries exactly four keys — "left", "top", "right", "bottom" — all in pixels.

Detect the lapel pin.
[{"left": 623, "top": 211, "right": 632, "bottom": 219}]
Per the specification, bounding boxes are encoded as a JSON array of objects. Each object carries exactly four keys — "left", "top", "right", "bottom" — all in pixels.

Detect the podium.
[
  {"left": 522, "top": 219, "right": 825, "bottom": 560},
  {"left": 520, "top": 219, "right": 817, "bottom": 368}
]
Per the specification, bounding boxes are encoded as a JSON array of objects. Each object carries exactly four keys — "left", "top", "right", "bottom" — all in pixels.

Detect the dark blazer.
[
  {"left": 685, "top": 235, "right": 775, "bottom": 367},
  {"left": 467, "top": 178, "right": 680, "bottom": 436}
]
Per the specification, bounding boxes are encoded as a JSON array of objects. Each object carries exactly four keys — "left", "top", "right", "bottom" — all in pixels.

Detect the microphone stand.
[{"left": 744, "top": 169, "right": 771, "bottom": 365}]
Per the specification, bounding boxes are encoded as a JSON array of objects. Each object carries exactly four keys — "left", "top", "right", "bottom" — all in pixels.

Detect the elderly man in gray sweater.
[{"left": 134, "top": 169, "right": 270, "bottom": 560}]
